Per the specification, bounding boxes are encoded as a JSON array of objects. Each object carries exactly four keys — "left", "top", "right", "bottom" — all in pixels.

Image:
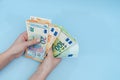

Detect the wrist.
[
  {"left": 36, "top": 66, "right": 48, "bottom": 80},
  {"left": 4, "top": 50, "right": 16, "bottom": 60},
  {"left": 30, "top": 68, "right": 47, "bottom": 80}
]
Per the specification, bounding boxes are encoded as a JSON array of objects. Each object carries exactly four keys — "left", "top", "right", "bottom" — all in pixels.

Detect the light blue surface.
[{"left": 0, "top": 0, "right": 120, "bottom": 80}]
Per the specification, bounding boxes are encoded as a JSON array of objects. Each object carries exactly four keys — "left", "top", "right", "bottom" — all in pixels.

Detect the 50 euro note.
[
  {"left": 25, "top": 18, "right": 50, "bottom": 62},
  {"left": 30, "top": 16, "right": 51, "bottom": 25},
  {"left": 46, "top": 24, "right": 61, "bottom": 53},
  {"left": 52, "top": 26, "right": 79, "bottom": 58}
]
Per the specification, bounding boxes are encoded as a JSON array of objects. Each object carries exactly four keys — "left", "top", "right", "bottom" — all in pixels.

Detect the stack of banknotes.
[{"left": 25, "top": 16, "right": 79, "bottom": 62}]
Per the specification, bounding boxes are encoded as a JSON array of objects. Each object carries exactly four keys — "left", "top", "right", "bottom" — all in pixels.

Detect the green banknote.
[{"left": 52, "top": 26, "right": 79, "bottom": 58}]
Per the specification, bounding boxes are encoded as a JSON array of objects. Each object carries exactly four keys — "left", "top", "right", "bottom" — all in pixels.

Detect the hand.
[
  {"left": 0, "top": 31, "right": 40, "bottom": 70},
  {"left": 39, "top": 48, "right": 61, "bottom": 76},
  {"left": 30, "top": 48, "right": 61, "bottom": 80},
  {"left": 6, "top": 31, "right": 40, "bottom": 58}
]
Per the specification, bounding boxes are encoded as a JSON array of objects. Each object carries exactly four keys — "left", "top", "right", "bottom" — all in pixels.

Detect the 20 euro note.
[
  {"left": 52, "top": 26, "right": 79, "bottom": 58},
  {"left": 25, "top": 19, "right": 49, "bottom": 62},
  {"left": 30, "top": 16, "right": 61, "bottom": 53}
]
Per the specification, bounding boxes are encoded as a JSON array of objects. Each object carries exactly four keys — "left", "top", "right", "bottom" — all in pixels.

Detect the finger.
[
  {"left": 19, "top": 31, "right": 28, "bottom": 41},
  {"left": 47, "top": 48, "right": 53, "bottom": 57},
  {"left": 47, "top": 48, "right": 62, "bottom": 61},
  {"left": 25, "top": 39, "right": 40, "bottom": 47},
  {"left": 22, "top": 31, "right": 28, "bottom": 41}
]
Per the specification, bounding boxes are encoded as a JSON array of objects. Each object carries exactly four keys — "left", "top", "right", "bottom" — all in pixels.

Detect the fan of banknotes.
[{"left": 25, "top": 16, "right": 79, "bottom": 62}]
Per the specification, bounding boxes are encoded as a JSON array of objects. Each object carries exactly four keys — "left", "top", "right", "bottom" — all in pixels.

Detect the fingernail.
[{"left": 36, "top": 38, "right": 40, "bottom": 42}]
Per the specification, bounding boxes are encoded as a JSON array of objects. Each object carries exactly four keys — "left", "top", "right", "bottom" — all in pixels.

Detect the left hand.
[{"left": 6, "top": 31, "right": 40, "bottom": 58}]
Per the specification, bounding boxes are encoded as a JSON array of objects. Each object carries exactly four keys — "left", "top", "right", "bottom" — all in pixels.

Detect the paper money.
[
  {"left": 25, "top": 18, "right": 50, "bottom": 62},
  {"left": 30, "top": 16, "right": 51, "bottom": 25},
  {"left": 29, "top": 16, "right": 61, "bottom": 53},
  {"left": 25, "top": 16, "right": 79, "bottom": 61},
  {"left": 54, "top": 42, "right": 79, "bottom": 58},
  {"left": 52, "top": 26, "right": 78, "bottom": 58},
  {"left": 46, "top": 24, "right": 61, "bottom": 53}
]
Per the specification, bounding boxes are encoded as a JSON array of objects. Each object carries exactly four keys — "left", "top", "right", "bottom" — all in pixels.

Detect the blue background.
[{"left": 0, "top": 0, "right": 120, "bottom": 80}]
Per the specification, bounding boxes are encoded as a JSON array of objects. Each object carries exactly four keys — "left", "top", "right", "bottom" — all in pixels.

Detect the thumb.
[{"left": 25, "top": 39, "right": 40, "bottom": 47}]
